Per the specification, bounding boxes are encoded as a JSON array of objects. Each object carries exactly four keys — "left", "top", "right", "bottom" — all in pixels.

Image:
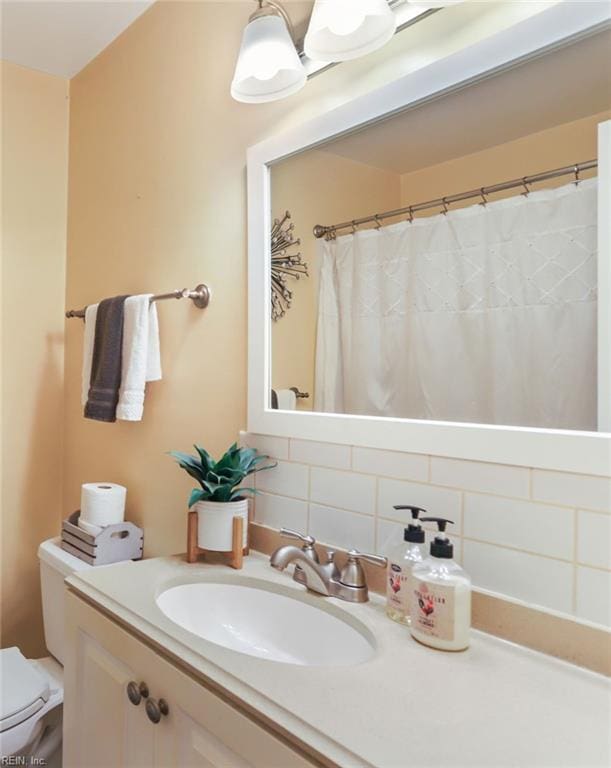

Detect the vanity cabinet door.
[
  {"left": 62, "top": 608, "right": 155, "bottom": 768},
  {"left": 64, "top": 591, "right": 319, "bottom": 768}
]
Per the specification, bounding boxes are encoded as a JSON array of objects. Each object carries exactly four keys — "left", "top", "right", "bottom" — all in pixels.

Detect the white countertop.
[{"left": 67, "top": 553, "right": 611, "bottom": 768}]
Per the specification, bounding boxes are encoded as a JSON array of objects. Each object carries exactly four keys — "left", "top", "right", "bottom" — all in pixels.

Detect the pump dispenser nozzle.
[
  {"left": 420, "top": 517, "right": 453, "bottom": 532},
  {"left": 393, "top": 505, "right": 426, "bottom": 520},
  {"left": 394, "top": 506, "right": 426, "bottom": 543},
  {"left": 420, "top": 517, "right": 455, "bottom": 558}
]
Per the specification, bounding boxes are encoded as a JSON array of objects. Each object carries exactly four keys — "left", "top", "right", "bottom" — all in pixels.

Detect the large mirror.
[{"left": 269, "top": 29, "right": 610, "bottom": 433}]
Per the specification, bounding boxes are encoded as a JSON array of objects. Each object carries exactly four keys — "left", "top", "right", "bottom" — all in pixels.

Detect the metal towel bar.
[{"left": 66, "top": 284, "right": 211, "bottom": 319}]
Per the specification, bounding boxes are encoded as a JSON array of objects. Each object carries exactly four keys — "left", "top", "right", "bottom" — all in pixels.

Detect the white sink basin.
[{"left": 156, "top": 582, "right": 375, "bottom": 667}]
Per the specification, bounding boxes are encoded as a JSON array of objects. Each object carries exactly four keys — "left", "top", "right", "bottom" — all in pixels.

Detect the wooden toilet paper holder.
[{"left": 186, "top": 511, "right": 248, "bottom": 569}]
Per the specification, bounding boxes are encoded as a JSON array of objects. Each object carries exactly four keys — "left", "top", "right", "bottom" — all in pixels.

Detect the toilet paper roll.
[{"left": 80, "top": 483, "right": 127, "bottom": 527}]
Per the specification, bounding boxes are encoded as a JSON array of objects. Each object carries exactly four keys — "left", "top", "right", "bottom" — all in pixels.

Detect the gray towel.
[{"left": 84, "top": 295, "right": 129, "bottom": 422}]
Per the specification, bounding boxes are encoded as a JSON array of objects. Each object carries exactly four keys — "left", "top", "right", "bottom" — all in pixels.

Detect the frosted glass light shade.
[
  {"left": 231, "top": 15, "right": 306, "bottom": 104},
  {"left": 304, "top": 0, "right": 397, "bottom": 62}
]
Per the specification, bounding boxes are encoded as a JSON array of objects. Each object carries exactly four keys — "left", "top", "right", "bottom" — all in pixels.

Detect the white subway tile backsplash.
[
  {"left": 255, "top": 460, "right": 309, "bottom": 499},
  {"left": 309, "top": 504, "right": 375, "bottom": 552},
  {"left": 352, "top": 447, "right": 428, "bottom": 482},
  {"left": 431, "top": 457, "right": 529, "bottom": 498},
  {"left": 376, "top": 519, "right": 406, "bottom": 558},
  {"left": 310, "top": 467, "right": 376, "bottom": 515},
  {"left": 577, "top": 511, "right": 611, "bottom": 570},
  {"left": 254, "top": 492, "right": 307, "bottom": 532},
  {"left": 243, "top": 431, "right": 611, "bottom": 627},
  {"left": 378, "top": 478, "right": 461, "bottom": 527},
  {"left": 462, "top": 540, "right": 573, "bottom": 614},
  {"left": 290, "top": 439, "right": 351, "bottom": 470},
  {"left": 576, "top": 567, "right": 611, "bottom": 626},
  {"left": 240, "top": 432, "right": 289, "bottom": 460},
  {"left": 532, "top": 470, "right": 611, "bottom": 513},
  {"left": 464, "top": 494, "right": 573, "bottom": 561}
]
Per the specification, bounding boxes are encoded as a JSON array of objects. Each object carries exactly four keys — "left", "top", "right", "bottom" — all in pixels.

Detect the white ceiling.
[
  {"left": 321, "top": 30, "right": 611, "bottom": 174},
  {"left": 0, "top": 0, "right": 155, "bottom": 78}
]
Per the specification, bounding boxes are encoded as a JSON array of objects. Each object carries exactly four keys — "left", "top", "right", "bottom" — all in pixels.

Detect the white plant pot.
[{"left": 192, "top": 499, "right": 249, "bottom": 552}]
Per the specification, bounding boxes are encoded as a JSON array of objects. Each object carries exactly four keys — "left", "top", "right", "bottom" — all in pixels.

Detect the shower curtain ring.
[
  {"left": 521, "top": 178, "right": 530, "bottom": 196},
  {"left": 374, "top": 215, "right": 382, "bottom": 230},
  {"left": 441, "top": 197, "right": 449, "bottom": 215},
  {"left": 351, "top": 220, "right": 357, "bottom": 234},
  {"left": 407, "top": 206, "right": 414, "bottom": 223},
  {"left": 574, "top": 165, "right": 580, "bottom": 185},
  {"left": 479, "top": 188, "right": 488, "bottom": 206}
]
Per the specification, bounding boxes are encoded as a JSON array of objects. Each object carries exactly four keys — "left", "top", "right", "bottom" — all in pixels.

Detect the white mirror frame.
[{"left": 247, "top": 1, "right": 611, "bottom": 476}]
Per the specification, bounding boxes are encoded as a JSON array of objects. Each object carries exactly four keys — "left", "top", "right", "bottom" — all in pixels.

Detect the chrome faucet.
[{"left": 270, "top": 528, "right": 387, "bottom": 603}]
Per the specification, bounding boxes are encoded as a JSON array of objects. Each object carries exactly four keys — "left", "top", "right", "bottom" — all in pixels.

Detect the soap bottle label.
[
  {"left": 387, "top": 562, "right": 410, "bottom": 615},
  {"left": 411, "top": 577, "right": 455, "bottom": 641}
]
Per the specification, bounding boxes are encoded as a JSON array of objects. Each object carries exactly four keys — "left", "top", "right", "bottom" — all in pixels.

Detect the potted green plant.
[{"left": 169, "top": 442, "right": 276, "bottom": 552}]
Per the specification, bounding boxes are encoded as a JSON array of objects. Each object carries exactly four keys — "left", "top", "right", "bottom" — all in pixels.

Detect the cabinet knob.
[
  {"left": 126, "top": 681, "right": 149, "bottom": 706},
  {"left": 145, "top": 697, "right": 169, "bottom": 724}
]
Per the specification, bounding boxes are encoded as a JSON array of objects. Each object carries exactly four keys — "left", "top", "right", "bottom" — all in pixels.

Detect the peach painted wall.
[
  {"left": 399, "top": 112, "right": 611, "bottom": 208},
  {"left": 63, "top": 1, "right": 555, "bottom": 559},
  {"left": 1, "top": 61, "right": 69, "bottom": 656}
]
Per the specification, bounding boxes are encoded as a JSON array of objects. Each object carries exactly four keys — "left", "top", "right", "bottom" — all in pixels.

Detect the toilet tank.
[{"left": 38, "top": 538, "right": 92, "bottom": 664}]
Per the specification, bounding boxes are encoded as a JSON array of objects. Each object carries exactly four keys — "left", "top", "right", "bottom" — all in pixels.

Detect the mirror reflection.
[{"left": 270, "top": 31, "right": 611, "bottom": 431}]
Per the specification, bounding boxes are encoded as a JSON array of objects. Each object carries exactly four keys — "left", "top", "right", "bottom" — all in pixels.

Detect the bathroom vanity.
[
  {"left": 63, "top": 588, "right": 316, "bottom": 767},
  {"left": 63, "top": 553, "right": 610, "bottom": 768}
]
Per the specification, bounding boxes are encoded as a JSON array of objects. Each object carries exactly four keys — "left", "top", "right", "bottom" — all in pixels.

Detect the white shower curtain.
[{"left": 314, "top": 179, "right": 597, "bottom": 430}]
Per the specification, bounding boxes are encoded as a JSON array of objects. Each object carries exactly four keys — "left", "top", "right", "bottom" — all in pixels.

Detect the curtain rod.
[
  {"left": 313, "top": 159, "right": 598, "bottom": 239},
  {"left": 65, "top": 284, "right": 211, "bottom": 319}
]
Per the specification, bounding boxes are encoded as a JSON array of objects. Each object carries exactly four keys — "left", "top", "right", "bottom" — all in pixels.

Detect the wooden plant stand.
[{"left": 186, "top": 511, "right": 248, "bottom": 569}]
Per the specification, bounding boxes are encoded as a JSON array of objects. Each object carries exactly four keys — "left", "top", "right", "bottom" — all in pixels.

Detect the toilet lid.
[{"left": 0, "top": 648, "right": 50, "bottom": 731}]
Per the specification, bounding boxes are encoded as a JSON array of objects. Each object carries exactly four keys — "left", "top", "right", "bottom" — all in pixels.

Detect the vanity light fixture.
[
  {"left": 304, "top": 0, "right": 397, "bottom": 62},
  {"left": 231, "top": 0, "right": 306, "bottom": 104}
]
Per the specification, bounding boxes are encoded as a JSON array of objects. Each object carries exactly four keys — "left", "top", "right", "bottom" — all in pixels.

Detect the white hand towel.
[
  {"left": 116, "top": 295, "right": 162, "bottom": 421},
  {"left": 145, "top": 299, "right": 162, "bottom": 381},
  {"left": 81, "top": 303, "right": 99, "bottom": 407},
  {"left": 276, "top": 389, "right": 297, "bottom": 410}
]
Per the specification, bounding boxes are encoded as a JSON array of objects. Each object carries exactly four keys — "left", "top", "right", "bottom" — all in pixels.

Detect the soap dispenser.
[
  {"left": 385, "top": 506, "right": 426, "bottom": 625},
  {"left": 409, "top": 518, "right": 471, "bottom": 651}
]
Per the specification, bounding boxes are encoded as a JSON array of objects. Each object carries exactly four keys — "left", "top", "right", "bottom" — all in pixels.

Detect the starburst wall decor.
[{"left": 271, "top": 211, "right": 308, "bottom": 321}]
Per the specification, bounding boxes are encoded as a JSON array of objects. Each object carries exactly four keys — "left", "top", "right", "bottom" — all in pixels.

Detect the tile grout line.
[
  {"left": 572, "top": 508, "right": 579, "bottom": 614},
  {"left": 373, "top": 474, "right": 380, "bottom": 552},
  {"left": 306, "top": 464, "right": 312, "bottom": 535},
  {"left": 574, "top": 561, "right": 611, "bottom": 574},
  {"left": 264, "top": 458, "right": 608, "bottom": 513},
  {"left": 459, "top": 490, "right": 465, "bottom": 564}
]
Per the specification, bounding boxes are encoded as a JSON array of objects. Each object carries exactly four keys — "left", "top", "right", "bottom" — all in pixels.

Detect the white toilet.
[{"left": 0, "top": 538, "right": 92, "bottom": 765}]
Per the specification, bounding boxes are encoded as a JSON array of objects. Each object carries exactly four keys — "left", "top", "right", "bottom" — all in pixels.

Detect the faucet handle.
[
  {"left": 280, "top": 528, "right": 319, "bottom": 563},
  {"left": 340, "top": 550, "right": 387, "bottom": 589},
  {"left": 280, "top": 528, "right": 315, "bottom": 546},
  {"left": 348, "top": 550, "right": 387, "bottom": 568}
]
